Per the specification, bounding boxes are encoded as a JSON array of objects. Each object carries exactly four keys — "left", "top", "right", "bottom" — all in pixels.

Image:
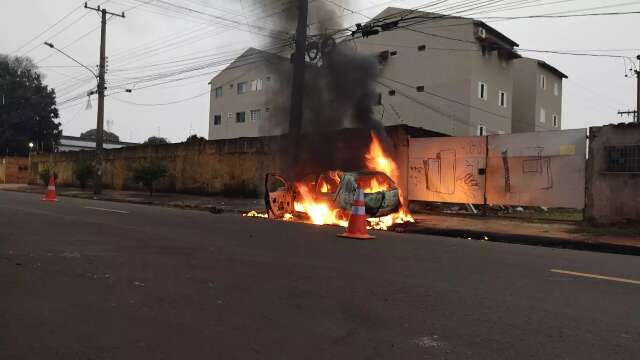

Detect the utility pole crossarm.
[{"left": 84, "top": 2, "right": 125, "bottom": 18}]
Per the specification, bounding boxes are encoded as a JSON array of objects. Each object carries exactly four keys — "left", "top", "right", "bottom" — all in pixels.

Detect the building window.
[
  {"left": 237, "top": 81, "right": 249, "bottom": 94},
  {"left": 250, "top": 79, "right": 263, "bottom": 91},
  {"left": 540, "top": 75, "right": 546, "bottom": 90},
  {"left": 227, "top": 112, "right": 233, "bottom": 121},
  {"left": 214, "top": 86, "right": 223, "bottom": 98},
  {"left": 540, "top": 108, "right": 546, "bottom": 123},
  {"left": 213, "top": 114, "right": 221, "bottom": 125},
  {"left": 236, "top": 112, "right": 245, "bottom": 123},
  {"left": 554, "top": 82, "right": 559, "bottom": 96},
  {"left": 417, "top": 44, "right": 426, "bottom": 52},
  {"left": 606, "top": 145, "right": 640, "bottom": 173},
  {"left": 477, "top": 125, "right": 487, "bottom": 136},
  {"left": 498, "top": 90, "right": 507, "bottom": 107},
  {"left": 250, "top": 109, "right": 261, "bottom": 122},
  {"left": 552, "top": 114, "right": 559, "bottom": 127},
  {"left": 416, "top": 86, "right": 425, "bottom": 92},
  {"left": 266, "top": 75, "right": 271, "bottom": 82},
  {"left": 388, "top": 90, "right": 396, "bottom": 96},
  {"left": 478, "top": 82, "right": 487, "bottom": 100}
]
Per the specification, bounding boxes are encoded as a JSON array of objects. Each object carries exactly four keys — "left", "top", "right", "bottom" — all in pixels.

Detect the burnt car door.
[{"left": 264, "top": 173, "right": 295, "bottom": 218}]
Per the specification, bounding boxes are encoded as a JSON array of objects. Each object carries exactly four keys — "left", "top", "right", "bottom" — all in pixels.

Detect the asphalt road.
[{"left": 1, "top": 190, "right": 639, "bottom": 359}]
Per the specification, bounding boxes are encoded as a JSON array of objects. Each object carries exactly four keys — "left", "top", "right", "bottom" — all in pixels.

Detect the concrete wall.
[
  {"left": 31, "top": 138, "right": 285, "bottom": 196},
  {"left": 1, "top": 157, "right": 29, "bottom": 184},
  {"left": 30, "top": 126, "right": 417, "bottom": 197},
  {"left": 585, "top": 123, "right": 640, "bottom": 224}
]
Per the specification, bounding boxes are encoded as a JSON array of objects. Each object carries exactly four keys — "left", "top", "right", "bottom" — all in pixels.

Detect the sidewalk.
[
  {"left": 2, "top": 184, "right": 638, "bottom": 254},
  {"left": 407, "top": 213, "right": 640, "bottom": 255},
  {"left": 0, "top": 184, "right": 264, "bottom": 213}
]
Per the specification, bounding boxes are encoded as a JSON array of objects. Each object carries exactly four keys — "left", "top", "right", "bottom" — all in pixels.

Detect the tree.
[
  {"left": 185, "top": 134, "right": 206, "bottom": 143},
  {"left": 73, "top": 160, "right": 94, "bottom": 189},
  {"left": 132, "top": 160, "right": 168, "bottom": 196},
  {"left": 143, "top": 136, "right": 170, "bottom": 145},
  {"left": 0, "top": 54, "right": 61, "bottom": 156},
  {"left": 80, "top": 128, "right": 120, "bottom": 142}
]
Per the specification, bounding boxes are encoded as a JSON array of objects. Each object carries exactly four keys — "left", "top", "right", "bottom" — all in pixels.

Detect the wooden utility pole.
[
  {"left": 636, "top": 55, "right": 639, "bottom": 123},
  {"left": 287, "top": 0, "right": 308, "bottom": 173},
  {"left": 85, "top": 2, "right": 125, "bottom": 194}
]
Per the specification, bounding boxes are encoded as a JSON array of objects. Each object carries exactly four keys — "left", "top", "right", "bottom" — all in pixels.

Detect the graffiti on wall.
[
  {"left": 409, "top": 136, "right": 486, "bottom": 204},
  {"left": 409, "top": 129, "right": 587, "bottom": 208}
]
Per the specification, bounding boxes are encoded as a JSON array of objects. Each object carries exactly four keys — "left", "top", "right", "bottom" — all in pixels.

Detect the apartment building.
[
  {"left": 353, "top": 7, "right": 520, "bottom": 137},
  {"left": 512, "top": 58, "right": 567, "bottom": 132},
  {"left": 208, "top": 48, "right": 289, "bottom": 140},
  {"left": 208, "top": 7, "right": 565, "bottom": 140}
]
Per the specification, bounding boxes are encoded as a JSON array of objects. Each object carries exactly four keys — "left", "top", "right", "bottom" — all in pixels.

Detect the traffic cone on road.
[
  {"left": 42, "top": 175, "right": 58, "bottom": 202},
  {"left": 337, "top": 188, "right": 375, "bottom": 240}
]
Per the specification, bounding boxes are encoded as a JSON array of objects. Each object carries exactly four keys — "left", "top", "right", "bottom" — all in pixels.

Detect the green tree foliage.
[
  {"left": 73, "top": 160, "right": 94, "bottom": 189},
  {"left": 185, "top": 134, "right": 206, "bottom": 143},
  {"left": 39, "top": 167, "right": 58, "bottom": 186},
  {"left": 143, "top": 136, "right": 170, "bottom": 145},
  {"left": 80, "top": 128, "right": 120, "bottom": 142},
  {"left": 132, "top": 160, "right": 168, "bottom": 196},
  {"left": 0, "top": 55, "right": 61, "bottom": 155}
]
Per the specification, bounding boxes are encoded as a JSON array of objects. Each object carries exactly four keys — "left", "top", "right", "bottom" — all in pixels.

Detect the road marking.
[
  {"left": 84, "top": 206, "right": 129, "bottom": 214},
  {"left": 551, "top": 269, "right": 640, "bottom": 285}
]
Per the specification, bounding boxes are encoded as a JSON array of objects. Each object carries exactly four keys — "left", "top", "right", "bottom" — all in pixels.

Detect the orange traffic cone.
[
  {"left": 42, "top": 175, "right": 58, "bottom": 202},
  {"left": 338, "top": 188, "right": 375, "bottom": 240}
]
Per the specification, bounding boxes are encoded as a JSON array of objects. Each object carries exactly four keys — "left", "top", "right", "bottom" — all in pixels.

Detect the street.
[{"left": 1, "top": 190, "right": 639, "bottom": 359}]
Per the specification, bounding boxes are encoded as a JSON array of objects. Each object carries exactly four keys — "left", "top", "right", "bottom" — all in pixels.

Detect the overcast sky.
[{"left": 1, "top": 0, "right": 639, "bottom": 143}]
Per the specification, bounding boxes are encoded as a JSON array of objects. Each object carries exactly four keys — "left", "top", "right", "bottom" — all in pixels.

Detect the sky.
[{"left": 1, "top": 0, "right": 639, "bottom": 143}]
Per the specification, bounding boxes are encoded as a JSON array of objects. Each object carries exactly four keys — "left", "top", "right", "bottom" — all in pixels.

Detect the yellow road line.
[{"left": 551, "top": 269, "right": 640, "bottom": 285}]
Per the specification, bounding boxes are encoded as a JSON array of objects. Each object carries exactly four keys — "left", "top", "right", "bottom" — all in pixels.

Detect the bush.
[
  {"left": 73, "top": 160, "right": 94, "bottom": 189},
  {"left": 38, "top": 167, "right": 58, "bottom": 186},
  {"left": 132, "top": 160, "right": 168, "bottom": 196}
]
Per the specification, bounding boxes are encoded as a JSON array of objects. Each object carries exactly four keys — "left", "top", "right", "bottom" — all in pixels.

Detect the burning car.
[
  {"left": 246, "top": 132, "right": 413, "bottom": 230},
  {"left": 265, "top": 170, "right": 401, "bottom": 221}
]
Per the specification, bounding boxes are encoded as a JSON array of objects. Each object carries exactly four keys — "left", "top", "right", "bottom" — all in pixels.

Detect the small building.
[
  {"left": 512, "top": 58, "right": 567, "bottom": 132},
  {"left": 57, "top": 135, "right": 138, "bottom": 152}
]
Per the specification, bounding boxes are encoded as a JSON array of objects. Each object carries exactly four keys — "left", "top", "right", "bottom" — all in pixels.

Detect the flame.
[
  {"left": 364, "top": 131, "right": 414, "bottom": 226},
  {"left": 320, "top": 182, "right": 330, "bottom": 193},
  {"left": 294, "top": 184, "right": 348, "bottom": 226},
  {"left": 361, "top": 176, "right": 390, "bottom": 193},
  {"left": 365, "top": 132, "right": 399, "bottom": 183},
  {"left": 243, "top": 210, "right": 268, "bottom": 218}
]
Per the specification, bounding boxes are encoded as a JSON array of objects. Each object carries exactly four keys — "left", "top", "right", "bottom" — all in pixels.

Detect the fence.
[{"left": 408, "top": 129, "right": 587, "bottom": 209}]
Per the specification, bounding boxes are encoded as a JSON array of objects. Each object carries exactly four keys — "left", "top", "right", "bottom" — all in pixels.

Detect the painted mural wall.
[
  {"left": 408, "top": 136, "right": 486, "bottom": 204},
  {"left": 486, "top": 129, "right": 587, "bottom": 209},
  {"left": 409, "top": 129, "right": 587, "bottom": 208}
]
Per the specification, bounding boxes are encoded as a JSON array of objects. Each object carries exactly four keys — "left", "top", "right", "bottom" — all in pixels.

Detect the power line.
[{"left": 111, "top": 90, "right": 209, "bottom": 106}]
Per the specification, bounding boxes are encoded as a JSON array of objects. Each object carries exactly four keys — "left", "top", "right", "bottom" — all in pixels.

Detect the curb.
[{"left": 404, "top": 223, "right": 640, "bottom": 256}]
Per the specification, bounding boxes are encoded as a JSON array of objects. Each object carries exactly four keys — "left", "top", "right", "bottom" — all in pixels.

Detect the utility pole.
[
  {"left": 636, "top": 55, "right": 639, "bottom": 123},
  {"left": 287, "top": 0, "right": 308, "bottom": 174},
  {"left": 85, "top": 2, "right": 125, "bottom": 194},
  {"left": 617, "top": 55, "right": 640, "bottom": 123}
]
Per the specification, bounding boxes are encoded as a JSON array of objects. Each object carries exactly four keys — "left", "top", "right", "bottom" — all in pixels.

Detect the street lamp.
[
  {"left": 28, "top": 142, "right": 34, "bottom": 183},
  {"left": 43, "top": 42, "right": 98, "bottom": 79}
]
